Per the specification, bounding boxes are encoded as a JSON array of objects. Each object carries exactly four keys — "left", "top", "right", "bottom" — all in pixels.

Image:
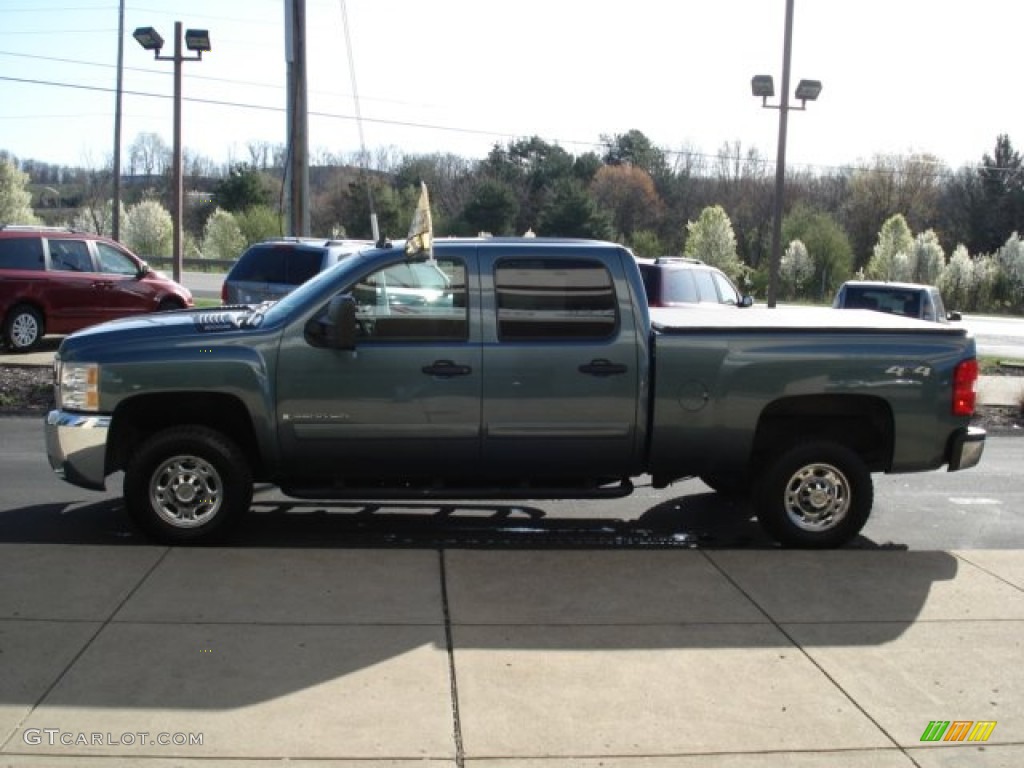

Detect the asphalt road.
[{"left": 3, "top": 416, "right": 1021, "bottom": 550}]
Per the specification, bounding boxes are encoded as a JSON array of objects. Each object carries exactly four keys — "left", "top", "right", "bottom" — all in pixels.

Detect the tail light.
[
  {"left": 952, "top": 358, "right": 979, "bottom": 416},
  {"left": 220, "top": 282, "right": 228, "bottom": 304}
]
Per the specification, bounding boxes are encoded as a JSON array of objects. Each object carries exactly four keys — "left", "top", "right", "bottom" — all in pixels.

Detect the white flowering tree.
[
  {"left": 683, "top": 204, "right": 744, "bottom": 281},
  {"left": 780, "top": 239, "right": 814, "bottom": 299},
  {"left": 939, "top": 244, "right": 972, "bottom": 311},
  {"left": 200, "top": 208, "right": 245, "bottom": 260},
  {"left": 867, "top": 214, "right": 913, "bottom": 281},
  {"left": 995, "top": 233, "right": 1024, "bottom": 312},
  {"left": 123, "top": 200, "right": 172, "bottom": 259},
  {"left": 912, "top": 230, "right": 945, "bottom": 284},
  {"left": 0, "top": 159, "right": 39, "bottom": 224}
]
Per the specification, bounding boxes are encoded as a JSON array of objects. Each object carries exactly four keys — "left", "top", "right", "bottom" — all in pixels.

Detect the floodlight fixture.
[
  {"left": 751, "top": 75, "right": 775, "bottom": 100},
  {"left": 132, "top": 26, "right": 164, "bottom": 52},
  {"left": 795, "top": 79, "right": 822, "bottom": 103},
  {"left": 185, "top": 29, "right": 211, "bottom": 53}
]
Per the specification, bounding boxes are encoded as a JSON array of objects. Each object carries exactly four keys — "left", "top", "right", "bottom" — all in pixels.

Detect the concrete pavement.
[{"left": 0, "top": 545, "right": 1021, "bottom": 766}]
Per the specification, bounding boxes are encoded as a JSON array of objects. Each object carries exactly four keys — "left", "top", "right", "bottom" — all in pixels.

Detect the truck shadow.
[{"left": 0, "top": 489, "right": 898, "bottom": 550}]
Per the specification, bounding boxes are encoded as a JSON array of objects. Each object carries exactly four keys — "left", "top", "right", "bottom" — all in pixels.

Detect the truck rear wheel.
[
  {"left": 124, "top": 426, "right": 252, "bottom": 545},
  {"left": 754, "top": 441, "right": 872, "bottom": 548}
]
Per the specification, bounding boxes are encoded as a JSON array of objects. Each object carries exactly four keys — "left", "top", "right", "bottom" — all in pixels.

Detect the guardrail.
[{"left": 143, "top": 257, "right": 235, "bottom": 272}]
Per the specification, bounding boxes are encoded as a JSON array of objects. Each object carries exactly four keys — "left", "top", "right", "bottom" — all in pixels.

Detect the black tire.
[
  {"left": 753, "top": 441, "right": 872, "bottom": 548},
  {"left": 157, "top": 298, "right": 184, "bottom": 311},
  {"left": 124, "top": 426, "right": 252, "bottom": 545},
  {"left": 3, "top": 304, "right": 44, "bottom": 352}
]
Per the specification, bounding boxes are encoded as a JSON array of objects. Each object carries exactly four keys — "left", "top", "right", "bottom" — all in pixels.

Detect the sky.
[{"left": 1, "top": 0, "right": 1021, "bottom": 175}]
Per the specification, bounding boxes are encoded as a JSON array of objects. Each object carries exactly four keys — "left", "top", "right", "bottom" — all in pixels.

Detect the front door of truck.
[
  {"left": 275, "top": 254, "right": 482, "bottom": 479},
  {"left": 479, "top": 249, "right": 643, "bottom": 478}
]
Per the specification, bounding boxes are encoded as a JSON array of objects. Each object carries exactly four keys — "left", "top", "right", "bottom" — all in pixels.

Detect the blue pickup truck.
[{"left": 45, "top": 237, "right": 985, "bottom": 547}]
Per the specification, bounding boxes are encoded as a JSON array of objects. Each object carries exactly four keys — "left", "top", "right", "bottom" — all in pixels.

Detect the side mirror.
[
  {"left": 948, "top": 310, "right": 962, "bottom": 322},
  {"left": 739, "top": 295, "right": 754, "bottom": 308},
  {"left": 325, "top": 294, "right": 358, "bottom": 349}
]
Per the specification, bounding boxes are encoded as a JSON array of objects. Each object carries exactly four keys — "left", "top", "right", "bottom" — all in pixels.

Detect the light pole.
[
  {"left": 752, "top": 0, "right": 820, "bottom": 308},
  {"left": 133, "top": 23, "right": 210, "bottom": 283}
]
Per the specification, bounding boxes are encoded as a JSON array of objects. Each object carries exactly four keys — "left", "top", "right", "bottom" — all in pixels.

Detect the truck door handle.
[
  {"left": 578, "top": 358, "right": 628, "bottom": 377},
  {"left": 421, "top": 359, "right": 473, "bottom": 377}
]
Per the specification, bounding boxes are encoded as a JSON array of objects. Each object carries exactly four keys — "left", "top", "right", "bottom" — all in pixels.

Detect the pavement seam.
[
  {"left": 0, "top": 546, "right": 174, "bottom": 754},
  {"left": 439, "top": 548, "right": 466, "bottom": 768},
  {"left": 953, "top": 551, "right": 1024, "bottom": 593},
  {"left": 700, "top": 550, "right": 921, "bottom": 767}
]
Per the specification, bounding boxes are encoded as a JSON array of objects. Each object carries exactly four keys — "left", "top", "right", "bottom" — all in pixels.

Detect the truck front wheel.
[
  {"left": 124, "top": 426, "right": 253, "bottom": 545},
  {"left": 754, "top": 441, "right": 872, "bottom": 548}
]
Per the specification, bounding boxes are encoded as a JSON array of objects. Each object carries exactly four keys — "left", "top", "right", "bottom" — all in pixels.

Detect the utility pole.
[
  {"left": 285, "top": 0, "right": 310, "bottom": 236},
  {"left": 112, "top": 0, "right": 125, "bottom": 240}
]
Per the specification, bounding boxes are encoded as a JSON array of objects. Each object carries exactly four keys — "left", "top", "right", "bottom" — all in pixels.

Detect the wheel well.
[
  {"left": 751, "top": 395, "right": 893, "bottom": 472},
  {"left": 4, "top": 301, "right": 45, "bottom": 324},
  {"left": 107, "top": 393, "right": 263, "bottom": 477}
]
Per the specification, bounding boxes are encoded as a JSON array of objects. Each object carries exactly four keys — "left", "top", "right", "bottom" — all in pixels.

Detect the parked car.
[
  {"left": 635, "top": 256, "right": 753, "bottom": 308},
  {"left": 221, "top": 238, "right": 372, "bottom": 305},
  {"left": 832, "top": 280, "right": 961, "bottom": 323},
  {"left": 0, "top": 224, "right": 194, "bottom": 352}
]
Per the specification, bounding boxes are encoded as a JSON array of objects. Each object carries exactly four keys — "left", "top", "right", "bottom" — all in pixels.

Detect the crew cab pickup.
[{"left": 45, "top": 237, "right": 986, "bottom": 547}]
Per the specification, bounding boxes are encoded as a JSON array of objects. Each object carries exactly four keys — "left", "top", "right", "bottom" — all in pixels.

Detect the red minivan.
[{"left": 0, "top": 225, "right": 194, "bottom": 352}]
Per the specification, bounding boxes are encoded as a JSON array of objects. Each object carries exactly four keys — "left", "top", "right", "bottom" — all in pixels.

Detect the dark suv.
[
  {"left": 635, "top": 256, "right": 752, "bottom": 308},
  {"left": 0, "top": 225, "right": 194, "bottom": 352},
  {"left": 221, "top": 238, "right": 372, "bottom": 304}
]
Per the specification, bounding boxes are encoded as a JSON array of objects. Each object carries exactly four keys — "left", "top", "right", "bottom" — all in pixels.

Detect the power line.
[{"left": 0, "top": 73, "right": 1007, "bottom": 178}]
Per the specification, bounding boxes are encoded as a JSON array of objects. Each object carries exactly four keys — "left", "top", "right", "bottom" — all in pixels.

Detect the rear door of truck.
[{"left": 478, "top": 244, "right": 645, "bottom": 477}]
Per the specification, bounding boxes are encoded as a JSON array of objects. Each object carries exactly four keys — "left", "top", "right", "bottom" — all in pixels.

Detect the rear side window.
[
  {"left": 495, "top": 258, "right": 617, "bottom": 340},
  {"left": 286, "top": 250, "right": 325, "bottom": 284},
  {"left": 662, "top": 269, "right": 698, "bottom": 303},
  {"left": 0, "top": 237, "right": 45, "bottom": 270},
  {"left": 230, "top": 246, "right": 289, "bottom": 283}
]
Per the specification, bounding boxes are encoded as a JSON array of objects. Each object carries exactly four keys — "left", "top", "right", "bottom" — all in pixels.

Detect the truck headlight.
[{"left": 57, "top": 361, "right": 100, "bottom": 412}]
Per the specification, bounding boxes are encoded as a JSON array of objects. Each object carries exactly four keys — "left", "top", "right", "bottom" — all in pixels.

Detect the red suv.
[{"left": 0, "top": 225, "right": 194, "bottom": 352}]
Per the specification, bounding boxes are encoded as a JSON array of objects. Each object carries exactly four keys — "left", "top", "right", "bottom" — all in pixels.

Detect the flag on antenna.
[{"left": 406, "top": 182, "right": 433, "bottom": 259}]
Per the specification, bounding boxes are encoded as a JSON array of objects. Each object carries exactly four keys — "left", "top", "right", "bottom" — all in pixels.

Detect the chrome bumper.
[
  {"left": 45, "top": 410, "right": 111, "bottom": 491},
  {"left": 948, "top": 426, "right": 986, "bottom": 472}
]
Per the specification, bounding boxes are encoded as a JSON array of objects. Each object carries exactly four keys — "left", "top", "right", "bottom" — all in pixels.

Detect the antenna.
[{"left": 339, "top": 0, "right": 380, "bottom": 244}]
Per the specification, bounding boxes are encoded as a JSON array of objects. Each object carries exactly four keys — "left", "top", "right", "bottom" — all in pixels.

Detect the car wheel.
[
  {"left": 3, "top": 305, "right": 44, "bottom": 352},
  {"left": 124, "top": 426, "right": 252, "bottom": 545},
  {"left": 157, "top": 298, "right": 184, "bottom": 311},
  {"left": 754, "top": 441, "right": 872, "bottom": 548}
]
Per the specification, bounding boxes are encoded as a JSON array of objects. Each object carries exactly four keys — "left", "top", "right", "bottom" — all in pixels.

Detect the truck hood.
[{"left": 58, "top": 307, "right": 259, "bottom": 351}]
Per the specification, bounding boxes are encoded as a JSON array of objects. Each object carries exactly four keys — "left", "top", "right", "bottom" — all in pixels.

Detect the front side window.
[
  {"left": 96, "top": 242, "right": 139, "bottom": 275},
  {"left": 711, "top": 271, "right": 740, "bottom": 304},
  {"left": 351, "top": 258, "right": 466, "bottom": 341},
  {"left": 495, "top": 258, "right": 617, "bottom": 340},
  {"left": 48, "top": 239, "right": 93, "bottom": 272}
]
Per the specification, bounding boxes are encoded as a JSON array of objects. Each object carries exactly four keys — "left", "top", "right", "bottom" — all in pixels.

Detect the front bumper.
[
  {"left": 947, "top": 425, "right": 986, "bottom": 471},
  {"left": 45, "top": 409, "right": 111, "bottom": 491}
]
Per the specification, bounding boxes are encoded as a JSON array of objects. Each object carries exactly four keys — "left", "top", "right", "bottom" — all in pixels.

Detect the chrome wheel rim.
[
  {"left": 782, "top": 462, "right": 850, "bottom": 532},
  {"left": 10, "top": 313, "right": 39, "bottom": 348},
  {"left": 149, "top": 454, "right": 222, "bottom": 528}
]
